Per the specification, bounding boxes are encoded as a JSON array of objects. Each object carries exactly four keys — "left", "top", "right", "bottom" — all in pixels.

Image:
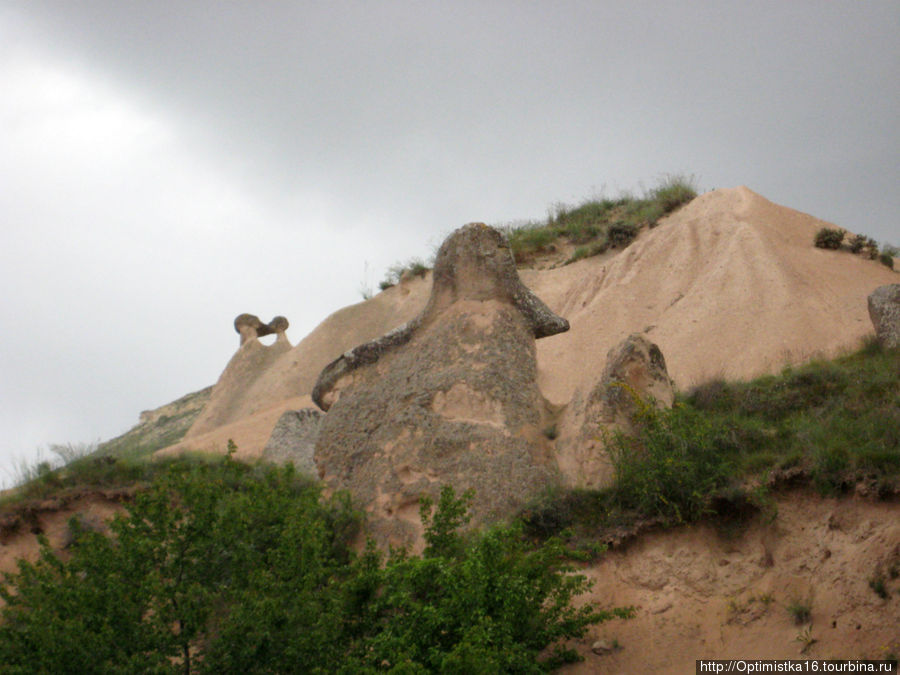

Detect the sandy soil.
[{"left": 563, "top": 492, "right": 900, "bottom": 672}]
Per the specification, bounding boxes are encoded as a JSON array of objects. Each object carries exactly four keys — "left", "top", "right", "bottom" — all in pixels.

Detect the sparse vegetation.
[
  {"left": 95, "top": 386, "right": 212, "bottom": 461},
  {"left": 814, "top": 227, "right": 845, "bottom": 250},
  {"left": 522, "top": 341, "right": 899, "bottom": 543},
  {"left": 378, "top": 257, "right": 431, "bottom": 291},
  {"left": 795, "top": 625, "right": 817, "bottom": 653},
  {"left": 815, "top": 229, "right": 897, "bottom": 270},
  {"left": 787, "top": 599, "right": 812, "bottom": 625},
  {"left": 869, "top": 572, "right": 890, "bottom": 599},
  {"left": 503, "top": 175, "right": 698, "bottom": 264}
]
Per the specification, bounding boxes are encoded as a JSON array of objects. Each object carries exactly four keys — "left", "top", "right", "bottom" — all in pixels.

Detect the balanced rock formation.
[
  {"left": 234, "top": 313, "right": 290, "bottom": 346},
  {"left": 187, "top": 313, "right": 293, "bottom": 438},
  {"left": 313, "top": 223, "right": 569, "bottom": 546},
  {"left": 556, "top": 333, "right": 674, "bottom": 489},
  {"left": 868, "top": 284, "right": 900, "bottom": 349}
]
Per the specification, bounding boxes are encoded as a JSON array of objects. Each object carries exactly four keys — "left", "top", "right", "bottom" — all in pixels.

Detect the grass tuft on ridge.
[{"left": 503, "top": 174, "right": 698, "bottom": 264}]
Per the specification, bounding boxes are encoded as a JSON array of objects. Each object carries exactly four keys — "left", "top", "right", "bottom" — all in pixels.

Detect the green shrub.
[
  {"left": 379, "top": 257, "right": 431, "bottom": 290},
  {"left": 648, "top": 174, "right": 698, "bottom": 214},
  {"left": 849, "top": 233, "right": 874, "bottom": 253},
  {"left": 606, "top": 401, "right": 739, "bottom": 524},
  {"left": 814, "top": 228, "right": 845, "bottom": 249},
  {"left": 607, "top": 221, "right": 639, "bottom": 248},
  {"left": 786, "top": 599, "right": 812, "bottom": 624},
  {"left": 0, "top": 465, "right": 626, "bottom": 672},
  {"left": 880, "top": 252, "right": 895, "bottom": 269}
]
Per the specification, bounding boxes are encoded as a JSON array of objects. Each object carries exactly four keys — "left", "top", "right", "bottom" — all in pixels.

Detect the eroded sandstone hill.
[{"left": 158, "top": 186, "right": 897, "bottom": 468}]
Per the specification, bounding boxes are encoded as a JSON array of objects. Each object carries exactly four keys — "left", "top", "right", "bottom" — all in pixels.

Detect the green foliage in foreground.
[
  {"left": 0, "top": 460, "right": 628, "bottom": 673},
  {"left": 524, "top": 342, "right": 900, "bottom": 539},
  {"left": 504, "top": 175, "right": 697, "bottom": 264}
]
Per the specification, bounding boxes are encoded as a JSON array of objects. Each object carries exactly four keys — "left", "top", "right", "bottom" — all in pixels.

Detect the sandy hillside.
[
  {"left": 162, "top": 186, "right": 896, "bottom": 461},
  {"left": 562, "top": 492, "right": 900, "bottom": 672}
]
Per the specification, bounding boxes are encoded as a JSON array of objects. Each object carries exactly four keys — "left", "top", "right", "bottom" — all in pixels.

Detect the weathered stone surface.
[
  {"left": 594, "top": 333, "right": 675, "bottom": 428},
  {"left": 312, "top": 223, "right": 568, "bottom": 411},
  {"left": 261, "top": 408, "right": 322, "bottom": 476},
  {"left": 868, "top": 284, "right": 900, "bottom": 349},
  {"left": 313, "top": 223, "right": 568, "bottom": 547},
  {"left": 555, "top": 333, "right": 674, "bottom": 489}
]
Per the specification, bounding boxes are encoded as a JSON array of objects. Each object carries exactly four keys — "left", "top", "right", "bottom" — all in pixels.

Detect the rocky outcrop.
[
  {"left": 593, "top": 333, "right": 675, "bottom": 429},
  {"left": 868, "top": 284, "right": 900, "bottom": 349},
  {"left": 556, "top": 334, "right": 674, "bottom": 489},
  {"left": 261, "top": 408, "right": 322, "bottom": 476},
  {"left": 313, "top": 223, "right": 569, "bottom": 546},
  {"left": 187, "top": 314, "right": 293, "bottom": 437},
  {"left": 234, "top": 313, "right": 290, "bottom": 346},
  {"left": 313, "top": 223, "right": 568, "bottom": 411}
]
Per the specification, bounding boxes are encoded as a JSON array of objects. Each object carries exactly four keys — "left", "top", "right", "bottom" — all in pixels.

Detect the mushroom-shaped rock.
[
  {"left": 313, "top": 223, "right": 569, "bottom": 546},
  {"left": 269, "top": 315, "right": 290, "bottom": 335},
  {"left": 234, "top": 313, "right": 264, "bottom": 345},
  {"left": 234, "top": 313, "right": 291, "bottom": 345}
]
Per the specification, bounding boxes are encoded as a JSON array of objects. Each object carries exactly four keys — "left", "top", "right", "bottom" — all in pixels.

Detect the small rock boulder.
[
  {"left": 868, "top": 284, "right": 900, "bottom": 349},
  {"left": 594, "top": 333, "right": 675, "bottom": 430},
  {"left": 555, "top": 333, "right": 674, "bottom": 489},
  {"left": 261, "top": 408, "right": 322, "bottom": 476}
]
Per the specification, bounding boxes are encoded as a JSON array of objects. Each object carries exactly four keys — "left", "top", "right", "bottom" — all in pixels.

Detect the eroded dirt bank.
[{"left": 564, "top": 492, "right": 900, "bottom": 672}]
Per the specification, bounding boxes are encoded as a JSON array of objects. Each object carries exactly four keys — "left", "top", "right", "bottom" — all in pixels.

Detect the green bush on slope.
[
  {"left": 524, "top": 342, "right": 900, "bottom": 541},
  {"left": 0, "top": 460, "right": 628, "bottom": 673}
]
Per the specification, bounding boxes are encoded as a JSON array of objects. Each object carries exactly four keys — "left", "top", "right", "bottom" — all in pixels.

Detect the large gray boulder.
[
  {"left": 261, "top": 408, "right": 322, "bottom": 476},
  {"left": 868, "top": 284, "right": 900, "bottom": 349},
  {"left": 313, "top": 223, "right": 569, "bottom": 547}
]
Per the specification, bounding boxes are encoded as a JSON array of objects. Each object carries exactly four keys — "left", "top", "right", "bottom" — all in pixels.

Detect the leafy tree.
[{"left": 0, "top": 461, "right": 628, "bottom": 673}]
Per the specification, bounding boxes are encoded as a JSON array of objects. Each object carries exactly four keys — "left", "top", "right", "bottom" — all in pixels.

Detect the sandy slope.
[
  {"left": 530, "top": 186, "right": 897, "bottom": 406},
  {"left": 162, "top": 186, "right": 896, "bottom": 461},
  {"left": 562, "top": 492, "right": 900, "bottom": 672}
]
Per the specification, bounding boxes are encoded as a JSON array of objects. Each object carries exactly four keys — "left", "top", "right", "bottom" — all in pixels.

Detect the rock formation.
[
  {"left": 187, "top": 314, "right": 293, "bottom": 437},
  {"left": 555, "top": 333, "right": 674, "bottom": 489},
  {"left": 313, "top": 223, "right": 569, "bottom": 546},
  {"left": 868, "top": 284, "right": 900, "bottom": 349},
  {"left": 261, "top": 408, "right": 322, "bottom": 476},
  {"left": 593, "top": 333, "right": 675, "bottom": 429},
  {"left": 234, "top": 313, "right": 290, "bottom": 346}
]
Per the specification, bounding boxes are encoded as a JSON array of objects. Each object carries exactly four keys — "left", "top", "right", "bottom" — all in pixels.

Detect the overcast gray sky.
[{"left": 1, "top": 1, "right": 898, "bottom": 485}]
